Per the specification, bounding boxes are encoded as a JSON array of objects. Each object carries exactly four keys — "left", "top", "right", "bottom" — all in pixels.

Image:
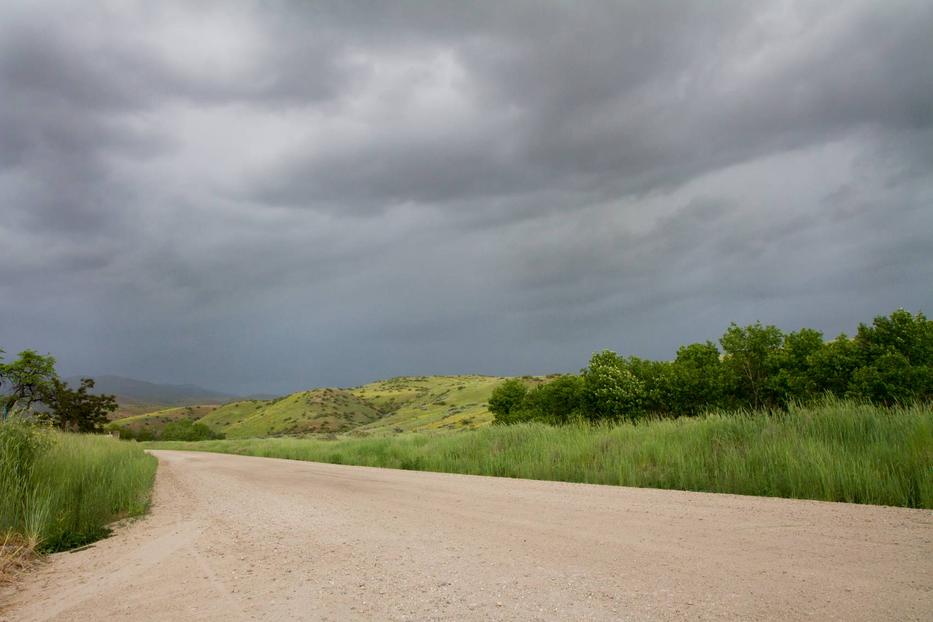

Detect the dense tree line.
[
  {"left": 490, "top": 309, "right": 932, "bottom": 424},
  {"left": 0, "top": 349, "right": 117, "bottom": 432}
]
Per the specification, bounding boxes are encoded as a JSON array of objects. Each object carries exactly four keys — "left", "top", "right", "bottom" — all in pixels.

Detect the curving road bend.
[{"left": 2, "top": 450, "right": 931, "bottom": 621}]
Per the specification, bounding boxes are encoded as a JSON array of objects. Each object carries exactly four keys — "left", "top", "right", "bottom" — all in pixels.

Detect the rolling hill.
[
  {"left": 197, "top": 399, "right": 270, "bottom": 430},
  {"left": 350, "top": 375, "right": 509, "bottom": 433},
  {"left": 110, "top": 375, "right": 516, "bottom": 439},
  {"left": 203, "top": 389, "right": 384, "bottom": 438}
]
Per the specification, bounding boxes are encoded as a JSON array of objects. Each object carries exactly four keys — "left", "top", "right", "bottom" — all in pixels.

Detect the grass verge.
[
  {"left": 1, "top": 418, "right": 157, "bottom": 576},
  {"left": 146, "top": 399, "right": 932, "bottom": 509}
]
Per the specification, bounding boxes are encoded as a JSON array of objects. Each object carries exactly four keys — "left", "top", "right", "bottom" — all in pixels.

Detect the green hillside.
[
  {"left": 110, "top": 375, "right": 516, "bottom": 439},
  {"left": 218, "top": 389, "right": 384, "bottom": 438},
  {"left": 350, "top": 375, "right": 507, "bottom": 433},
  {"left": 198, "top": 399, "right": 270, "bottom": 430}
]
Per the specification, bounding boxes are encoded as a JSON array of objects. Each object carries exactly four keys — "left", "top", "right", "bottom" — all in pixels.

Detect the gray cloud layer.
[{"left": 1, "top": 1, "right": 931, "bottom": 393}]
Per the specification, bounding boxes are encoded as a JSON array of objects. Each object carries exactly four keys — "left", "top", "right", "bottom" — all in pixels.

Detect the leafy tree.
[
  {"left": 664, "top": 341, "right": 726, "bottom": 416},
  {"left": 521, "top": 375, "right": 585, "bottom": 424},
  {"left": 719, "top": 322, "right": 783, "bottom": 409},
  {"left": 847, "top": 351, "right": 903, "bottom": 405},
  {"left": 489, "top": 379, "right": 529, "bottom": 424},
  {"left": 623, "top": 357, "right": 670, "bottom": 415},
  {"left": 581, "top": 350, "right": 644, "bottom": 421},
  {"left": 768, "top": 328, "right": 825, "bottom": 404},
  {"left": 806, "top": 334, "right": 860, "bottom": 397},
  {"left": 855, "top": 309, "right": 933, "bottom": 366},
  {"left": 0, "top": 350, "right": 58, "bottom": 419},
  {"left": 847, "top": 310, "right": 933, "bottom": 404},
  {"left": 848, "top": 351, "right": 930, "bottom": 405},
  {"left": 38, "top": 377, "right": 117, "bottom": 433}
]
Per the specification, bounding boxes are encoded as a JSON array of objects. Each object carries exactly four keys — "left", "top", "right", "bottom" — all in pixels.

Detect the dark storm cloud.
[
  {"left": 1, "top": 0, "right": 931, "bottom": 394},
  {"left": 251, "top": 1, "right": 933, "bottom": 214}
]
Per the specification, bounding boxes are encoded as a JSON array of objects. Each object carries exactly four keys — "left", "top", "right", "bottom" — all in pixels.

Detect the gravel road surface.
[{"left": 2, "top": 450, "right": 931, "bottom": 621}]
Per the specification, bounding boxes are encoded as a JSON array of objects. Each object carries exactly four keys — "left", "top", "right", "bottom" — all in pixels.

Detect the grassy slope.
[
  {"left": 146, "top": 400, "right": 933, "bottom": 509},
  {"left": 198, "top": 400, "right": 270, "bottom": 431},
  {"left": 111, "top": 401, "right": 170, "bottom": 419},
  {"left": 350, "top": 375, "right": 508, "bottom": 433},
  {"left": 217, "top": 389, "right": 384, "bottom": 438},
  {"left": 111, "top": 375, "right": 510, "bottom": 439},
  {"left": 108, "top": 404, "right": 220, "bottom": 435}
]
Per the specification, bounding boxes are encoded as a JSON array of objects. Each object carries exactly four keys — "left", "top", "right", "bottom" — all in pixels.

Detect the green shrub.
[
  {"left": 488, "top": 379, "right": 528, "bottom": 424},
  {"left": 520, "top": 375, "right": 585, "bottom": 424},
  {"left": 160, "top": 419, "right": 223, "bottom": 441},
  {"left": 582, "top": 350, "right": 645, "bottom": 421}
]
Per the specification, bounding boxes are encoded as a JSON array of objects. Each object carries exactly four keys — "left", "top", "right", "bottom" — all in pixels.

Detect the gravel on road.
[{"left": 2, "top": 450, "right": 931, "bottom": 621}]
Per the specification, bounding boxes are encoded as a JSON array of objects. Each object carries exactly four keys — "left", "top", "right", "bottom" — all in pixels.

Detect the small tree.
[
  {"left": 664, "top": 341, "right": 726, "bottom": 416},
  {"left": 806, "top": 334, "right": 860, "bottom": 397},
  {"left": 522, "top": 375, "right": 585, "bottom": 424},
  {"left": 720, "top": 322, "right": 783, "bottom": 409},
  {"left": 488, "top": 379, "right": 529, "bottom": 424},
  {"left": 0, "top": 350, "right": 58, "bottom": 419},
  {"left": 855, "top": 309, "right": 933, "bottom": 366},
  {"left": 768, "top": 328, "right": 825, "bottom": 405},
  {"left": 623, "top": 356, "right": 670, "bottom": 415},
  {"left": 581, "top": 350, "right": 644, "bottom": 421},
  {"left": 848, "top": 310, "right": 933, "bottom": 404},
  {"left": 39, "top": 377, "right": 117, "bottom": 433},
  {"left": 847, "top": 351, "right": 928, "bottom": 406}
]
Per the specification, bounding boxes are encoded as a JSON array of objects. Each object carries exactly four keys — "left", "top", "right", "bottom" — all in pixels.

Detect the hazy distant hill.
[{"left": 65, "top": 374, "right": 236, "bottom": 418}]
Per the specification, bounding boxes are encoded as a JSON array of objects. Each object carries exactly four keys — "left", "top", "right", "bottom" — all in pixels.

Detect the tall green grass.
[
  {"left": 148, "top": 399, "right": 933, "bottom": 508},
  {"left": 1, "top": 419, "right": 157, "bottom": 553}
]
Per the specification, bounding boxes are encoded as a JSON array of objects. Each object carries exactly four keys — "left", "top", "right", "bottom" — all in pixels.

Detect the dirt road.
[{"left": 2, "top": 451, "right": 931, "bottom": 621}]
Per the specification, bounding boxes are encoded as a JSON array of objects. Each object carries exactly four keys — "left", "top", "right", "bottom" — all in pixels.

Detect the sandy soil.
[{"left": 2, "top": 450, "right": 931, "bottom": 621}]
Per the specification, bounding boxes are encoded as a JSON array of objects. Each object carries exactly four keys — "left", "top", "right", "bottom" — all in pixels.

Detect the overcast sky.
[{"left": 1, "top": 1, "right": 931, "bottom": 394}]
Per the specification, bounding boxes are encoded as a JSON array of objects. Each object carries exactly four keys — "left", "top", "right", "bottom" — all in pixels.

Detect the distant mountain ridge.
[{"left": 64, "top": 374, "right": 237, "bottom": 417}]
